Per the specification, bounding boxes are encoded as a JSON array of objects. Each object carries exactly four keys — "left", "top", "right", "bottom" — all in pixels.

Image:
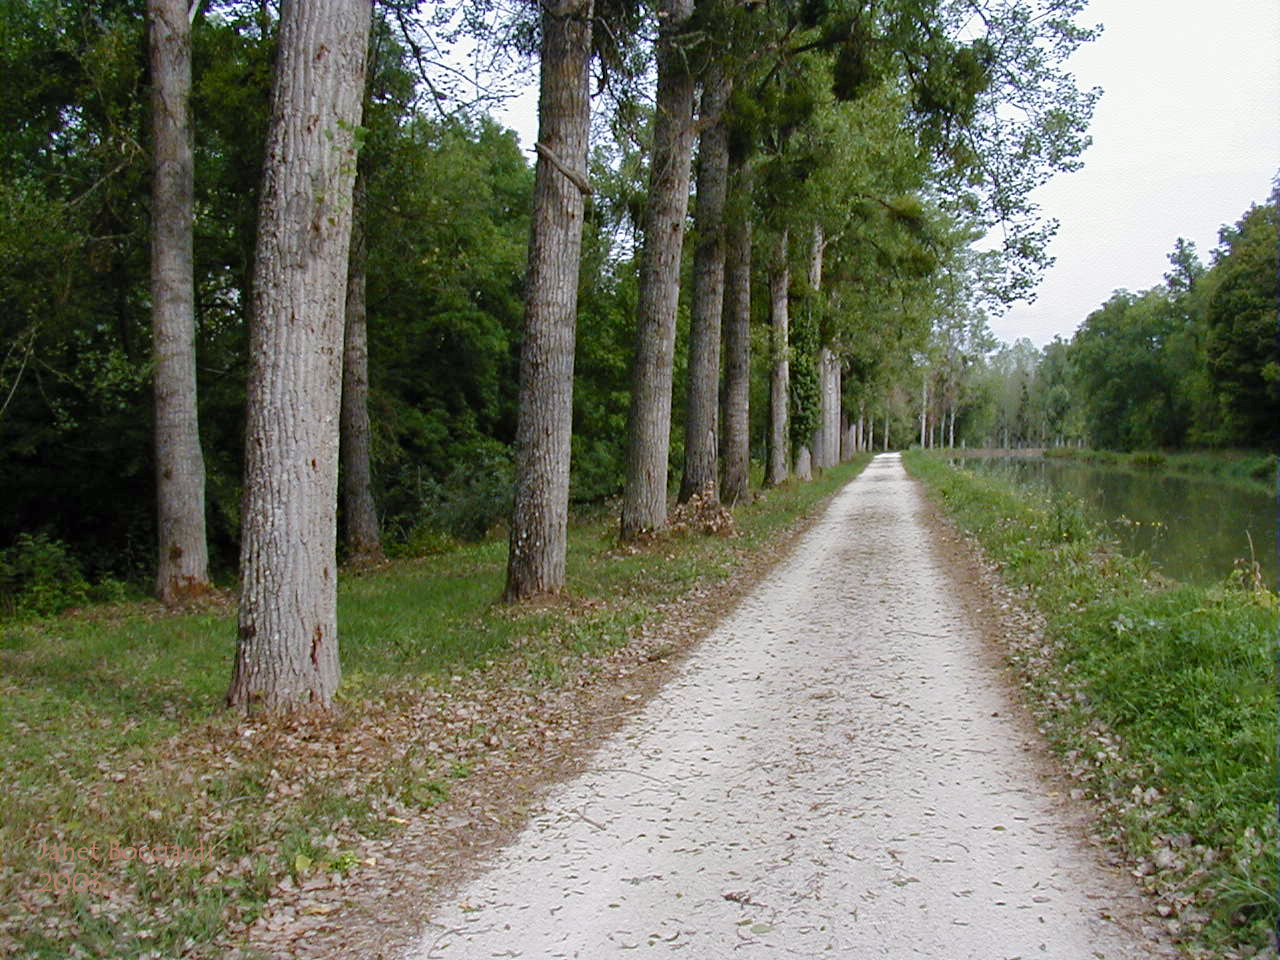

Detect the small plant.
[
  {"left": 408, "top": 446, "right": 514, "bottom": 542},
  {"left": 1046, "top": 492, "right": 1090, "bottom": 543},
  {"left": 0, "top": 533, "right": 90, "bottom": 617},
  {"left": 1130, "top": 451, "right": 1167, "bottom": 469}
]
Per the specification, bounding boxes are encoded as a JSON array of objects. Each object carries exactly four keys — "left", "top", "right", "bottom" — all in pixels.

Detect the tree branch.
[{"left": 535, "top": 141, "right": 593, "bottom": 195}]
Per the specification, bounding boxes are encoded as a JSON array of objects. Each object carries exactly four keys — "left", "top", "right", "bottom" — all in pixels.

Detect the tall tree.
[
  {"left": 149, "top": 0, "right": 211, "bottom": 603},
  {"left": 679, "top": 61, "right": 731, "bottom": 504},
  {"left": 228, "top": 0, "right": 371, "bottom": 713},
  {"left": 719, "top": 153, "right": 753, "bottom": 505},
  {"left": 620, "top": 0, "right": 698, "bottom": 540},
  {"left": 340, "top": 172, "right": 383, "bottom": 563},
  {"left": 504, "top": 0, "right": 594, "bottom": 600},
  {"left": 765, "top": 228, "right": 791, "bottom": 486},
  {"left": 1204, "top": 199, "right": 1279, "bottom": 446}
]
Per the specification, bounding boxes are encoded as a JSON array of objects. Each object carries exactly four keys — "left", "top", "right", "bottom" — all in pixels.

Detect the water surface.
[{"left": 953, "top": 456, "right": 1277, "bottom": 588}]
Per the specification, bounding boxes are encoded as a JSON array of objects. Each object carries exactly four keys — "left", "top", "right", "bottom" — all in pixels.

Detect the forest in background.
[
  {"left": 911, "top": 193, "right": 1279, "bottom": 453},
  {"left": 0, "top": 0, "right": 1096, "bottom": 606},
  {"left": 0, "top": 0, "right": 1273, "bottom": 637}
]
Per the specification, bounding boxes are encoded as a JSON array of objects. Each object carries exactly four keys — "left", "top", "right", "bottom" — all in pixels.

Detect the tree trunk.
[
  {"left": 719, "top": 156, "right": 752, "bottom": 506},
  {"left": 765, "top": 229, "right": 790, "bottom": 487},
  {"left": 679, "top": 64, "right": 731, "bottom": 505},
  {"left": 621, "top": 0, "right": 697, "bottom": 540},
  {"left": 229, "top": 0, "right": 370, "bottom": 714},
  {"left": 919, "top": 380, "right": 927, "bottom": 448},
  {"left": 883, "top": 411, "right": 889, "bottom": 451},
  {"left": 504, "top": 0, "right": 593, "bottom": 599},
  {"left": 808, "top": 225, "right": 834, "bottom": 469},
  {"left": 149, "top": 0, "right": 210, "bottom": 604},
  {"left": 826, "top": 353, "right": 841, "bottom": 465},
  {"left": 340, "top": 174, "right": 382, "bottom": 564},
  {"left": 794, "top": 445, "right": 812, "bottom": 480},
  {"left": 812, "top": 347, "right": 829, "bottom": 469}
]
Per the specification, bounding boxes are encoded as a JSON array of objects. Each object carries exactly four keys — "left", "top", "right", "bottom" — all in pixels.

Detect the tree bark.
[
  {"left": 919, "top": 379, "right": 927, "bottom": 448},
  {"left": 504, "top": 0, "right": 593, "bottom": 600},
  {"left": 815, "top": 347, "right": 840, "bottom": 468},
  {"left": 340, "top": 174, "right": 382, "bottom": 564},
  {"left": 149, "top": 0, "right": 211, "bottom": 604},
  {"left": 808, "top": 225, "right": 835, "bottom": 470},
  {"left": 794, "top": 445, "right": 812, "bottom": 481},
  {"left": 620, "top": 0, "right": 697, "bottom": 539},
  {"left": 720, "top": 157, "right": 752, "bottom": 506},
  {"left": 679, "top": 63, "right": 731, "bottom": 505},
  {"left": 229, "top": 0, "right": 370, "bottom": 714},
  {"left": 765, "top": 229, "right": 790, "bottom": 487}
]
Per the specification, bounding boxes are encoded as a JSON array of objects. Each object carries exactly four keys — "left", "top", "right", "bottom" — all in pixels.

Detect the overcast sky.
[
  {"left": 494, "top": 0, "right": 1280, "bottom": 349},
  {"left": 989, "top": 0, "right": 1280, "bottom": 346}
]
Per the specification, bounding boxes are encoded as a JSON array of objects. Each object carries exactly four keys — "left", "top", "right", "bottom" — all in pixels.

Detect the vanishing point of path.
[{"left": 406, "top": 454, "right": 1166, "bottom": 959}]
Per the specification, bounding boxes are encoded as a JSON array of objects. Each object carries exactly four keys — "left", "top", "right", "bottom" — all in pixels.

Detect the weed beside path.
[
  {"left": 0, "top": 456, "right": 870, "bottom": 959},
  {"left": 905, "top": 451, "right": 1278, "bottom": 959}
]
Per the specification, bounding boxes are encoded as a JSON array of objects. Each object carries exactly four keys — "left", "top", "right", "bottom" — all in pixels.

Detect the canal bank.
[
  {"left": 907, "top": 451, "right": 1278, "bottom": 959},
  {"left": 947, "top": 452, "right": 1277, "bottom": 587}
]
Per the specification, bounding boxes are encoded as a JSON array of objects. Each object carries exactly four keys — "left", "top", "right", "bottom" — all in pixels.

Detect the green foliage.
[
  {"left": 1059, "top": 193, "right": 1278, "bottom": 453},
  {"left": 1203, "top": 200, "right": 1280, "bottom": 446},
  {"left": 0, "top": 534, "right": 90, "bottom": 618},
  {"left": 1071, "top": 289, "right": 1190, "bottom": 450},
  {"left": 396, "top": 443, "right": 514, "bottom": 545},
  {"left": 789, "top": 302, "right": 821, "bottom": 454},
  {"left": 0, "top": 6, "right": 542, "bottom": 584},
  {"left": 1128, "top": 451, "right": 1167, "bottom": 470},
  {"left": 364, "top": 115, "right": 532, "bottom": 537}
]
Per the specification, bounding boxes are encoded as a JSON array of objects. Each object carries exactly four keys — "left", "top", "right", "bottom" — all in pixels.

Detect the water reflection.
[{"left": 952, "top": 456, "right": 1278, "bottom": 588}]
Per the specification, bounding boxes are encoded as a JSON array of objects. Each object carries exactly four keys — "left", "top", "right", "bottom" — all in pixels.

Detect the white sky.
[
  {"left": 494, "top": 0, "right": 1280, "bottom": 349},
  {"left": 990, "top": 0, "right": 1280, "bottom": 346}
]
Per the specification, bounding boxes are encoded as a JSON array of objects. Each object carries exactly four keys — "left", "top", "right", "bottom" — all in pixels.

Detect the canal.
[{"left": 951, "top": 455, "right": 1277, "bottom": 588}]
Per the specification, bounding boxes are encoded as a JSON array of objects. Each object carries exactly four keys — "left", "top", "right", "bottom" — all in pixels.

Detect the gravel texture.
[{"left": 404, "top": 454, "right": 1168, "bottom": 959}]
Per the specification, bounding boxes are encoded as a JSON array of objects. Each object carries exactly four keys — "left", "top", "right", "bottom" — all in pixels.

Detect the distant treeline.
[
  {"left": 916, "top": 189, "right": 1279, "bottom": 453},
  {"left": 1069, "top": 195, "right": 1279, "bottom": 451}
]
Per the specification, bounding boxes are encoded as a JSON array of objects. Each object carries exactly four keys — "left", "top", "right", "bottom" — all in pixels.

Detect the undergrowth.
[
  {"left": 0, "top": 456, "right": 870, "bottom": 958},
  {"left": 905, "top": 451, "right": 1277, "bottom": 959}
]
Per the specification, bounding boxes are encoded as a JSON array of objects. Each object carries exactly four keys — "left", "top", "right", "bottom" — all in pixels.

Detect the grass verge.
[
  {"left": 905, "top": 450, "right": 1277, "bottom": 958},
  {"left": 0, "top": 455, "right": 870, "bottom": 959}
]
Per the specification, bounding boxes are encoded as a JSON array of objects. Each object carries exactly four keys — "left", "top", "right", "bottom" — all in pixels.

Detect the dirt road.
[{"left": 404, "top": 454, "right": 1164, "bottom": 958}]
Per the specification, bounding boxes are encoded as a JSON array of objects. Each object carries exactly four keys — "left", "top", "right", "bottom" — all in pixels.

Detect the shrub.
[
  {"left": 402, "top": 445, "right": 514, "bottom": 544},
  {"left": 1129, "top": 451, "right": 1167, "bottom": 469},
  {"left": 0, "top": 533, "right": 91, "bottom": 617}
]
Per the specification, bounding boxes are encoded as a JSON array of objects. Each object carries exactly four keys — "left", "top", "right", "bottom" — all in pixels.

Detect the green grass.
[
  {"left": 1044, "top": 447, "right": 1278, "bottom": 493},
  {"left": 0, "top": 456, "right": 870, "bottom": 958},
  {"left": 905, "top": 450, "right": 1277, "bottom": 957}
]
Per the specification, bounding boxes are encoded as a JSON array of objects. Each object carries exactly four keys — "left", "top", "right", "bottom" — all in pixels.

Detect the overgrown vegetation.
[
  {"left": 0, "top": 457, "right": 869, "bottom": 959},
  {"left": 905, "top": 451, "right": 1277, "bottom": 958}
]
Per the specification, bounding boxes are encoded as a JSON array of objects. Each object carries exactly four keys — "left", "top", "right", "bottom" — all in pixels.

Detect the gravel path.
[{"left": 405, "top": 454, "right": 1161, "bottom": 958}]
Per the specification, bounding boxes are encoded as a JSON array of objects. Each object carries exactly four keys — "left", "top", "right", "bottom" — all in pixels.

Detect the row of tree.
[
  {"left": 1, "top": 0, "right": 1101, "bottom": 710},
  {"left": 910, "top": 188, "right": 1278, "bottom": 451}
]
